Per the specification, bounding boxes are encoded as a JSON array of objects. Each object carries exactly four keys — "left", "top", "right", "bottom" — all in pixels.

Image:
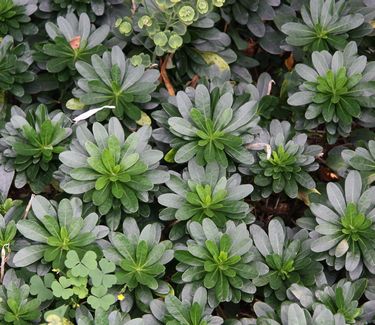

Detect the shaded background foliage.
[{"left": 0, "top": 0, "right": 375, "bottom": 324}]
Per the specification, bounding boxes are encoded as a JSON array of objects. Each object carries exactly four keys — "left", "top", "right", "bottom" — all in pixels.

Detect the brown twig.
[
  {"left": 186, "top": 74, "right": 200, "bottom": 88},
  {"left": 223, "top": 22, "right": 229, "bottom": 33},
  {"left": 160, "top": 54, "right": 175, "bottom": 96}
]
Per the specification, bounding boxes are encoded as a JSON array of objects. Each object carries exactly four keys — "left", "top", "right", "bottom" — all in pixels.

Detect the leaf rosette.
[
  {"left": 288, "top": 42, "right": 375, "bottom": 143},
  {"left": 0, "top": 104, "right": 72, "bottom": 193},
  {"left": 173, "top": 218, "right": 268, "bottom": 307},
  {"left": 13, "top": 196, "right": 107, "bottom": 269},
  {"left": 298, "top": 170, "right": 375, "bottom": 279},
  {"left": 58, "top": 117, "right": 169, "bottom": 227},
  {"left": 240, "top": 119, "right": 322, "bottom": 199},
  {"left": 158, "top": 158, "right": 254, "bottom": 240},
  {"left": 153, "top": 84, "right": 259, "bottom": 167}
]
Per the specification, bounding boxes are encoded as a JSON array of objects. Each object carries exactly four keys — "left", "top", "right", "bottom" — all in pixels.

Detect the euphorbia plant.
[
  {"left": 297, "top": 170, "right": 375, "bottom": 279},
  {"left": 153, "top": 84, "right": 259, "bottom": 167},
  {"left": 250, "top": 218, "right": 323, "bottom": 302},
  {"left": 57, "top": 118, "right": 169, "bottom": 229},
  {"left": 173, "top": 218, "right": 268, "bottom": 307},
  {"left": 37, "top": 0, "right": 120, "bottom": 18},
  {"left": 35, "top": 13, "right": 109, "bottom": 83},
  {"left": 129, "top": 0, "right": 226, "bottom": 55},
  {"left": 104, "top": 218, "right": 174, "bottom": 312},
  {"left": 0, "top": 104, "right": 72, "bottom": 193},
  {"left": 158, "top": 158, "right": 254, "bottom": 240},
  {"left": 0, "top": 0, "right": 37, "bottom": 41},
  {"left": 13, "top": 196, "right": 107, "bottom": 269},
  {"left": 250, "top": 301, "right": 340, "bottom": 325},
  {"left": 342, "top": 140, "right": 375, "bottom": 186},
  {"left": 240, "top": 119, "right": 322, "bottom": 199},
  {"left": 0, "top": 36, "right": 35, "bottom": 103},
  {"left": 288, "top": 278, "right": 372, "bottom": 324},
  {"left": 0, "top": 270, "right": 41, "bottom": 325},
  {"left": 148, "top": 287, "right": 224, "bottom": 325},
  {"left": 281, "top": 0, "right": 365, "bottom": 52},
  {"left": 72, "top": 46, "right": 160, "bottom": 125},
  {"left": 288, "top": 41, "right": 375, "bottom": 143}
]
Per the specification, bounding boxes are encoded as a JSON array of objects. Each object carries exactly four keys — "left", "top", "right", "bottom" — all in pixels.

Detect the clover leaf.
[
  {"left": 51, "top": 276, "right": 74, "bottom": 300},
  {"left": 89, "top": 258, "right": 117, "bottom": 288},
  {"left": 65, "top": 250, "right": 98, "bottom": 277},
  {"left": 87, "top": 285, "right": 116, "bottom": 311},
  {"left": 30, "top": 274, "right": 54, "bottom": 302}
]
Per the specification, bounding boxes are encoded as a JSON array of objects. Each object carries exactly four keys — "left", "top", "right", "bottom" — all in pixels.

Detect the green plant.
[
  {"left": 0, "top": 36, "right": 35, "bottom": 103},
  {"left": 0, "top": 104, "right": 72, "bottom": 193},
  {"left": 13, "top": 196, "right": 106, "bottom": 269},
  {"left": 0, "top": 198, "right": 21, "bottom": 216},
  {"left": 29, "top": 274, "right": 54, "bottom": 302},
  {"left": 148, "top": 287, "right": 224, "bottom": 325},
  {"left": 250, "top": 218, "right": 322, "bottom": 302},
  {"left": 342, "top": 140, "right": 375, "bottom": 186},
  {"left": 158, "top": 158, "right": 254, "bottom": 240},
  {"left": 50, "top": 250, "right": 117, "bottom": 311},
  {"left": 73, "top": 306, "right": 144, "bottom": 325},
  {"left": 288, "top": 42, "right": 375, "bottom": 143},
  {"left": 58, "top": 118, "right": 169, "bottom": 229},
  {"left": 221, "top": 0, "right": 284, "bottom": 56},
  {"left": 72, "top": 46, "right": 160, "bottom": 124},
  {"left": 153, "top": 84, "right": 259, "bottom": 167},
  {"left": 298, "top": 170, "right": 375, "bottom": 279},
  {"left": 0, "top": 0, "right": 37, "bottom": 41},
  {"left": 250, "top": 301, "right": 340, "bottom": 325},
  {"left": 0, "top": 270, "right": 41, "bottom": 325},
  {"left": 174, "top": 218, "right": 268, "bottom": 307},
  {"left": 35, "top": 13, "right": 109, "bottom": 83},
  {"left": 288, "top": 278, "right": 370, "bottom": 324},
  {"left": 281, "top": 0, "right": 365, "bottom": 52},
  {"left": 51, "top": 271, "right": 89, "bottom": 300},
  {"left": 64, "top": 250, "right": 98, "bottom": 277},
  {"left": 38, "top": 0, "right": 117, "bottom": 18},
  {"left": 240, "top": 119, "right": 322, "bottom": 199},
  {"left": 0, "top": 212, "right": 17, "bottom": 252},
  {"left": 129, "top": 0, "right": 226, "bottom": 55},
  {"left": 104, "top": 218, "right": 173, "bottom": 311}
]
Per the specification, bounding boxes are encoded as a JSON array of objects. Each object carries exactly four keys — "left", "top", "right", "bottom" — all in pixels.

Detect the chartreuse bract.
[
  {"left": 153, "top": 84, "right": 259, "bottom": 167},
  {"left": 298, "top": 170, "right": 375, "bottom": 279},
  {"left": 104, "top": 218, "right": 173, "bottom": 312},
  {"left": 174, "top": 218, "right": 268, "bottom": 307},
  {"left": 12, "top": 196, "right": 107, "bottom": 269},
  {"left": 288, "top": 41, "right": 375, "bottom": 143},
  {"left": 241, "top": 119, "right": 322, "bottom": 199},
  {"left": 125, "top": 0, "right": 226, "bottom": 55},
  {"left": 158, "top": 158, "right": 254, "bottom": 240},
  {"left": 250, "top": 218, "right": 322, "bottom": 302},
  {"left": 58, "top": 117, "right": 169, "bottom": 229},
  {"left": 0, "top": 104, "right": 71, "bottom": 193}
]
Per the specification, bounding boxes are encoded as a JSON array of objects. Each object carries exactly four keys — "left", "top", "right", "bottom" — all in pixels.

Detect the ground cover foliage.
[{"left": 1, "top": 0, "right": 375, "bottom": 324}]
